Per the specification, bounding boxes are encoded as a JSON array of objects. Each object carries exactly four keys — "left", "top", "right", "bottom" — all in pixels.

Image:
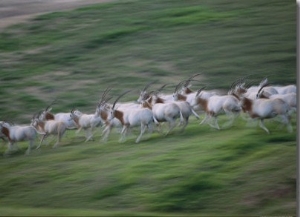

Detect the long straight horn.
[{"left": 112, "top": 90, "right": 131, "bottom": 109}]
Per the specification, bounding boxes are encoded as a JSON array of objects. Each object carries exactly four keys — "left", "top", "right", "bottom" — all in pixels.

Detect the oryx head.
[
  {"left": 137, "top": 81, "right": 156, "bottom": 103},
  {"left": 108, "top": 90, "right": 131, "bottom": 121}
]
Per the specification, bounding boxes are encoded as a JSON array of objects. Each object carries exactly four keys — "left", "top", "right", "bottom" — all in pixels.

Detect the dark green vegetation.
[{"left": 0, "top": 0, "right": 296, "bottom": 216}]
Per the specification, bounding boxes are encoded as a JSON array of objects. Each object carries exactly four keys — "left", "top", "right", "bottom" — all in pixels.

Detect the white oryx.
[
  {"left": 193, "top": 86, "right": 242, "bottom": 129},
  {"left": 31, "top": 113, "right": 67, "bottom": 149},
  {"left": 273, "top": 84, "right": 296, "bottom": 95},
  {"left": 95, "top": 88, "right": 123, "bottom": 142},
  {"left": 234, "top": 78, "right": 278, "bottom": 100},
  {"left": 137, "top": 82, "right": 186, "bottom": 133},
  {"left": 174, "top": 87, "right": 217, "bottom": 111},
  {"left": 0, "top": 121, "right": 8, "bottom": 142},
  {"left": 96, "top": 103, "right": 123, "bottom": 142},
  {"left": 69, "top": 106, "right": 103, "bottom": 142},
  {"left": 141, "top": 91, "right": 184, "bottom": 134},
  {"left": 239, "top": 97, "right": 292, "bottom": 134},
  {"left": 236, "top": 81, "right": 293, "bottom": 134},
  {"left": 39, "top": 101, "right": 80, "bottom": 129},
  {"left": 173, "top": 75, "right": 218, "bottom": 112},
  {"left": 107, "top": 90, "right": 158, "bottom": 143},
  {"left": 168, "top": 81, "right": 201, "bottom": 131},
  {"left": 0, "top": 121, "right": 37, "bottom": 155},
  {"left": 256, "top": 85, "right": 297, "bottom": 114},
  {"left": 142, "top": 82, "right": 200, "bottom": 132},
  {"left": 137, "top": 83, "right": 173, "bottom": 103},
  {"left": 178, "top": 74, "right": 217, "bottom": 97}
]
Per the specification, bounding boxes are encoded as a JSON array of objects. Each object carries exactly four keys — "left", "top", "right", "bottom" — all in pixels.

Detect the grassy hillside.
[
  {"left": 0, "top": 0, "right": 296, "bottom": 122},
  {"left": 0, "top": 0, "right": 296, "bottom": 216}
]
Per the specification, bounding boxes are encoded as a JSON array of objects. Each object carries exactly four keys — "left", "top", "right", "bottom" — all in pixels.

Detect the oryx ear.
[{"left": 48, "top": 107, "right": 52, "bottom": 112}]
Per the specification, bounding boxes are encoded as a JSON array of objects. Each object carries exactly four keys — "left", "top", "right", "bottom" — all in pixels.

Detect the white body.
[
  {"left": 31, "top": 118, "right": 67, "bottom": 149},
  {"left": 240, "top": 97, "right": 292, "bottom": 134},
  {"left": 70, "top": 110, "right": 102, "bottom": 142},
  {"left": 115, "top": 101, "right": 140, "bottom": 110},
  {"left": 172, "top": 100, "right": 200, "bottom": 131},
  {"left": 54, "top": 112, "right": 79, "bottom": 129},
  {"left": 257, "top": 91, "right": 297, "bottom": 113},
  {"left": 39, "top": 108, "right": 81, "bottom": 129},
  {"left": 96, "top": 104, "right": 122, "bottom": 142},
  {"left": 0, "top": 122, "right": 37, "bottom": 155},
  {"left": 194, "top": 93, "right": 241, "bottom": 129},
  {"left": 108, "top": 106, "right": 157, "bottom": 143},
  {"left": 149, "top": 95, "right": 184, "bottom": 134},
  {"left": 273, "top": 84, "right": 296, "bottom": 95}
]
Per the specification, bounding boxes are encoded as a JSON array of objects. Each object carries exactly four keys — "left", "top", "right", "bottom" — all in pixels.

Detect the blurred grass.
[
  {"left": 0, "top": 116, "right": 296, "bottom": 215},
  {"left": 0, "top": 0, "right": 296, "bottom": 122},
  {"left": 0, "top": 0, "right": 296, "bottom": 216}
]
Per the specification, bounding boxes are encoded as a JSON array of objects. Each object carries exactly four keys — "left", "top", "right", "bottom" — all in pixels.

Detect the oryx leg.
[
  {"left": 209, "top": 116, "right": 220, "bottom": 130},
  {"left": 25, "top": 140, "right": 34, "bottom": 155},
  {"left": 37, "top": 134, "right": 48, "bottom": 149},
  {"left": 191, "top": 109, "right": 200, "bottom": 119},
  {"left": 199, "top": 114, "right": 209, "bottom": 125},
  {"left": 53, "top": 133, "right": 62, "bottom": 148},
  {"left": 101, "top": 125, "right": 111, "bottom": 142},
  {"left": 4, "top": 142, "right": 15, "bottom": 155},
  {"left": 119, "top": 126, "right": 128, "bottom": 142},
  {"left": 154, "top": 122, "right": 163, "bottom": 134},
  {"left": 53, "top": 135, "right": 60, "bottom": 148},
  {"left": 136, "top": 124, "right": 147, "bottom": 143},
  {"left": 222, "top": 112, "right": 239, "bottom": 129},
  {"left": 147, "top": 123, "right": 154, "bottom": 134},
  {"left": 85, "top": 128, "right": 94, "bottom": 142},
  {"left": 179, "top": 117, "right": 189, "bottom": 132},
  {"left": 76, "top": 127, "right": 82, "bottom": 134},
  {"left": 259, "top": 119, "right": 270, "bottom": 134},
  {"left": 12, "top": 142, "right": 20, "bottom": 151},
  {"left": 166, "top": 119, "right": 176, "bottom": 135},
  {"left": 243, "top": 113, "right": 257, "bottom": 127},
  {"left": 145, "top": 123, "right": 154, "bottom": 139},
  {"left": 278, "top": 115, "right": 293, "bottom": 133}
]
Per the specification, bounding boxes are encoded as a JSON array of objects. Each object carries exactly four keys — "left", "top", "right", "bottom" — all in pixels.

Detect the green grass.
[
  {"left": 0, "top": 0, "right": 296, "bottom": 122},
  {"left": 0, "top": 116, "right": 296, "bottom": 216},
  {"left": 0, "top": 0, "right": 296, "bottom": 216}
]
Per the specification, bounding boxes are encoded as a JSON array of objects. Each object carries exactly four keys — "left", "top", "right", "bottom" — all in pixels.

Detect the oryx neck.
[
  {"left": 177, "top": 93, "right": 187, "bottom": 101},
  {"left": 242, "top": 97, "right": 253, "bottom": 113},
  {"left": 197, "top": 98, "right": 208, "bottom": 112},
  {"left": 155, "top": 97, "right": 165, "bottom": 104},
  {"left": 1, "top": 126, "right": 11, "bottom": 142},
  {"left": 184, "top": 87, "right": 193, "bottom": 94},
  {"left": 45, "top": 112, "right": 55, "bottom": 120},
  {"left": 114, "top": 110, "right": 125, "bottom": 125}
]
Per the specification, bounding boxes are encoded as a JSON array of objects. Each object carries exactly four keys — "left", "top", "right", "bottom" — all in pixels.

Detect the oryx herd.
[{"left": 0, "top": 74, "right": 296, "bottom": 156}]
